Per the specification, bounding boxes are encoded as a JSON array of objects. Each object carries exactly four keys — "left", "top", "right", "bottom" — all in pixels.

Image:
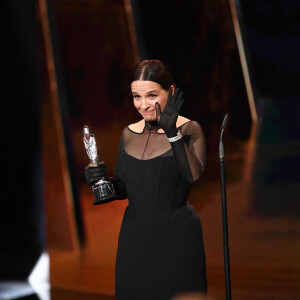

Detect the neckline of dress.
[
  {"left": 144, "top": 121, "right": 161, "bottom": 133},
  {"left": 127, "top": 119, "right": 192, "bottom": 135}
]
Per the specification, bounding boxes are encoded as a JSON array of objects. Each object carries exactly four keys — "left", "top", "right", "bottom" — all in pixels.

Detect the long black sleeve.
[
  {"left": 169, "top": 121, "right": 206, "bottom": 184},
  {"left": 112, "top": 134, "right": 127, "bottom": 200}
]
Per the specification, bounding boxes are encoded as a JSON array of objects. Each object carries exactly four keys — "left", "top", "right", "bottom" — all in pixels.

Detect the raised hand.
[{"left": 155, "top": 88, "right": 185, "bottom": 137}]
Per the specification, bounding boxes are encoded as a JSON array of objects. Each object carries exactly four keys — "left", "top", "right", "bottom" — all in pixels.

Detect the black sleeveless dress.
[{"left": 113, "top": 120, "right": 207, "bottom": 300}]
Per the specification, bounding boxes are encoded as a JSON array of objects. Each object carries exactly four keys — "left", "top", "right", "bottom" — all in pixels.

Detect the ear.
[{"left": 170, "top": 85, "right": 175, "bottom": 96}]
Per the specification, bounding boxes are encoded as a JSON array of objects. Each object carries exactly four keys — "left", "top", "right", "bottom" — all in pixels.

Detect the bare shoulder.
[
  {"left": 176, "top": 115, "right": 190, "bottom": 127},
  {"left": 156, "top": 115, "right": 191, "bottom": 133},
  {"left": 128, "top": 119, "right": 145, "bottom": 133},
  {"left": 180, "top": 118, "right": 204, "bottom": 137}
]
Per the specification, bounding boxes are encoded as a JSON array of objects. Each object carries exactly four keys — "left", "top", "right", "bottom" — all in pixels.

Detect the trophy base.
[{"left": 92, "top": 179, "right": 116, "bottom": 205}]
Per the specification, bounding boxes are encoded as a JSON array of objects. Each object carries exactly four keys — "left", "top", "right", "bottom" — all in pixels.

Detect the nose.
[{"left": 141, "top": 98, "right": 150, "bottom": 110}]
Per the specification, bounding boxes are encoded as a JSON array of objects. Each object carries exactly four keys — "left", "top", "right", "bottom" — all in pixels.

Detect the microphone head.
[{"left": 221, "top": 114, "right": 229, "bottom": 130}]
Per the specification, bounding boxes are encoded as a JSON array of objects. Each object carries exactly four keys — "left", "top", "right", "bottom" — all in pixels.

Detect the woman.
[{"left": 85, "top": 60, "right": 207, "bottom": 299}]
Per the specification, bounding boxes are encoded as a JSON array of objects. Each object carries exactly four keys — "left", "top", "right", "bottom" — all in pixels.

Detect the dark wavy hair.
[{"left": 131, "top": 60, "right": 174, "bottom": 90}]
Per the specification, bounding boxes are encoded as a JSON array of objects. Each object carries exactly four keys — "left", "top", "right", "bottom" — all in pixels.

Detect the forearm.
[{"left": 169, "top": 137, "right": 204, "bottom": 184}]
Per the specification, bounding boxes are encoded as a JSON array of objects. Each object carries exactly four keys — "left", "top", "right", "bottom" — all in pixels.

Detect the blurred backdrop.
[{"left": 1, "top": 0, "right": 299, "bottom": 299}]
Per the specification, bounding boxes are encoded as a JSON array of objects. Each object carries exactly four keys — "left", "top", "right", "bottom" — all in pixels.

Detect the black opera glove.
[
  {"left": 84, "top": 162, "right": 106, "bottom": 186},
  {"left": 155, "top": 88, "right": 185, "bottom": 137}
]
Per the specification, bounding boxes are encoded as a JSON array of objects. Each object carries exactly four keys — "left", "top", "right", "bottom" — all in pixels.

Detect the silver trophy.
[{"left": 83, "top": 125, "right": 115, "bottom": 204}]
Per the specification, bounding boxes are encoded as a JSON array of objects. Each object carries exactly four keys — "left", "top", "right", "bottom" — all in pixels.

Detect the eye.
[
  {"left": 148, "top": 94, "right": 157, "bottom": 99},
  {"left": 133, "top": 95, "right": 140, "bottom": 99}
]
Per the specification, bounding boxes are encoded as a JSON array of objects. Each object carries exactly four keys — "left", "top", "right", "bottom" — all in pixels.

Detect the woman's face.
[{"left": 131, "top": 80, "right": 172, "bottom": 122}]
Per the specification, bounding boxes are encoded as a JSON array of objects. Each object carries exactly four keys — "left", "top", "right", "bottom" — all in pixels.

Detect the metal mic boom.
[{"left": 219, "top": 114, "right": 232, "bottom": 300}]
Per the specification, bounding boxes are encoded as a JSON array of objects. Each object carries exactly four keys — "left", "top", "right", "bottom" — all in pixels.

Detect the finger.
[
  {"left": 174, "top": 90, "right": 185, "bottom": 111},
  {"left": 173, "top": 88, "right": 181, "bottom": 99},
  {"left": 85, "top": 170, "right": 104, "bottom": 181},
  {"left": 86, "top": 162, "right": 99, "bottom": 168},
  {"left": 155, "top": 102, "right": 162, "bottom": 122},
  {"left": 85, "top": 165, "right": 105, "bottom": 175},
  {"left": 85, "top": 172, "right": 100, "bottom": 182},
  {"left": 88, "top": 168, "right": 102, "bottom": 176},
  {"left": 176, "top": 97, "right": 184, "bottom": 112},
  {"left": 84, "top": 172, "right": 99, "bottom": 185},
  {"left": 166, "top": 89, "right": 173, "bottom": 106},
  {"left": 170, "top": 88, "right": 181, "bottom": 107}
]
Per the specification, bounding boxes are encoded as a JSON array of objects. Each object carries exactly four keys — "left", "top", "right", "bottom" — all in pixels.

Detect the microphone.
[
  {"left": 221, "top": 114, "right": 229, "bottom": 131},
  {"left": 219, "top": 114, "right": 229, "bottom": 159},
  {"left": 218, "top": 113, "right": 232, "bottom": 299}
]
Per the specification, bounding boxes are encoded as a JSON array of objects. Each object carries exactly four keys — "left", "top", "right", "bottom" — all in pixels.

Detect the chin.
[
  {"left": 142, "top": 114, "right": 157, "bottom": 122},
  {"left": 144, "top": 116, "right": 157, "bottom": 122}
]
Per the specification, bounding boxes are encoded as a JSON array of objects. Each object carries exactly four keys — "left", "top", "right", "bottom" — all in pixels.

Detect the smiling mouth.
[{"left": 142, "top": 110, "right": 155, "bottom": 114}]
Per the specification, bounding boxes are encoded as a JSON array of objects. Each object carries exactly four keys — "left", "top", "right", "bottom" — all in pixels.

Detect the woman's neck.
[{"left": 144, "top": 120, "right": 160, "bottom": 131}]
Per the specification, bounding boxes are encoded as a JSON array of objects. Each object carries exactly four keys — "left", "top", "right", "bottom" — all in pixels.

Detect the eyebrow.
[{"left": 132, "top": 90, "right": 159, "bottom": 94}]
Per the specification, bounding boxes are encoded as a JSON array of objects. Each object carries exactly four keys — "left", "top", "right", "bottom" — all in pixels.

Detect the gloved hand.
[
  {"left": 155, "top": 88, "right": 185, "bottom": 137},
  {"left": 84, "top": 162, "right": 106, "bottom": 186}
]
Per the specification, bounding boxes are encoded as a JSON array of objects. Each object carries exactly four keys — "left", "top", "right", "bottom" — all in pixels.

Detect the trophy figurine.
[{"left": 83, "top": 125, "right": 115, "bottom": 204}]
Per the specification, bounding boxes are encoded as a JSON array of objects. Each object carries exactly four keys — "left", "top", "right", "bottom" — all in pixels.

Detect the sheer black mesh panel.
[{"left": 118, "top": 120, "right": 205, "bottom": 184}]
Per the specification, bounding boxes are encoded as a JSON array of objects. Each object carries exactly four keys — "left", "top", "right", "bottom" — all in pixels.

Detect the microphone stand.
[{"left": 219, "top": 114, "right": 232, "bottom": 300}]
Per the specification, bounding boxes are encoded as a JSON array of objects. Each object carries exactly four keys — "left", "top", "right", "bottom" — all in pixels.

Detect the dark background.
[{"left": 1, "top": 0, "right": 299, "bottom": 298}]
